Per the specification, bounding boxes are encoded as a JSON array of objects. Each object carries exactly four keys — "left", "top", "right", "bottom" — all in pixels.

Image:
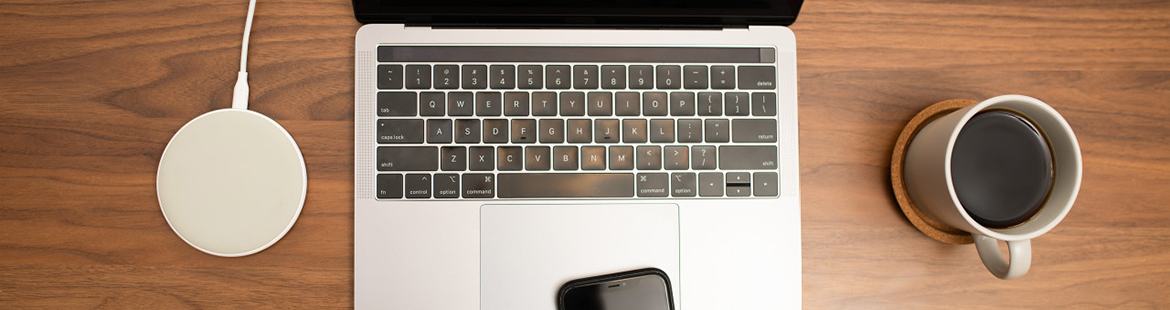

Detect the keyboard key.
[
  {"left": 462, "top": 174, "right": 495, "bottom": 198},
  {"left": 697, "top": 91, "right": 722, "bottom": 116},
  {"left": 622, "top": 119, "right": 647, "bottom": 143},
  {"left": 377, "top": 146, "right": 437, "bottom": 171},
  {"left": 574, "top": 65, "right": 598, "bottom": 89},
  {"left": 511, "top": 119, "right": 537, "bottom": 143},
  {"left": 447, "top": 92, "right": 474, "bottom": 116},
  {"left": 656, "top": 65, "right": 680, "bottom": 89},
  {"left": 727, "top": 184, "right": 751, "bottom": 197},
  {"left": 650, "top": 119, "right": 674, "bottom": 143},
  {"left": 637, "top": 146, "right": 661, "bottom": 170},
  {"left": 433, "top": 65, "right": 459, "bottom": 89},
  {"left": 405, "top": 174, "right": 432, "bottom": 198},
  {"left": 615, "top": 92, "right": 640, "bottom": 116},
  {"left": 737, "top": 66, "right": 776, "bottom": 89},
  {"left": 594, "top": 119, "right": 620, "bottom": 143},
  {"left": 710, "top": 66, "right": 735, "bottom": 89},
  {"left": 377, "top": 92, "right": 417, "bottom": 116},
  {"left": 377, "top": 64, "right": 403, "bottom": 89},
  {"left": 504, "top": 92, "right": 530, "bottom": 116},
  {"left": 490, "top": 65, "right": 515, "bottom": 89},
  {"left": 664, "top": 146, "right": 688, "bottom": 170},
  {"left": 691, "top": 146, "right": 716, "bottom": 170},
  {"left": 588, "top": 92, "right": 613, "bottom": 116},
  {"left": 518, "top": 65, "right": 543, "bottom": 89},
  {"left": 670, "top": 92, "right": 695, "bottom": 116},
  {"left": 704, "top": 119, "right": 729, "bottom": 143},
  {"left": 726, "top": 172, "right": 751, "bottom": 197},
  {"left": 497, "top": 147, "right": 523, "bottom": 171},
  {"left": 376, "top": 174, "right": 402, "bottom": 199},
  {"left": 698, "top": 172, "right": 723, "bottom": 197},
  {"left": 725, "top": 92, "right": 750, "bottom": 116},
  {"left": 462, "top": 65, "right": 487, "bottom": 89},
  {"left": 601, "top": 65, "right": 626, "bottom": 89},
  {"left": 629, "top": 65, "right": 654, "bottom": 89},
  {"left": 483, "top": 119, "right": 509, "bottom": 143},
  {"left": 476, "top": 92, "right": 502, "bottom": 116},
  {"left": 581, "top": 146, "right": 606, "bottom": 170},
  {"left": 433, "top": 174, "right": 460, "bottom": 198},
  {"left": 440, "top": 146, "right": 466, "bottom": 171},
  {"left": 560, "top": 92, "right": 586, "bottom": 116},
  {"left": 525, "top": 146, "right": 551, "bottom": 171},
  {"left": 608, "top": 146, "right": 635, "bottom": 170},
  {"left": 531, "top": 92, "right": 558, "bottom": 116},
  {"left": 377, "top": 119, "right": 424, "bottom": 144},
  {"left": 642, "top": 92, "right": 668, "bottom": 116},
  {"left": 546, "top": 65, "right": 571, "bottom": 89},
  {"left": 726, "top": 172, "right": 751, "bottom": 187},
  {"left": 677, "top": 119, "right": 703, "bottom": 143},
  {"left": 719, "top": 146, "right": 778, "bottom": 170},
  {"left": 419, "top": 92, "right": 445, "bottom": 116},
  {"left": 752, "top": 92, "right": 778, "bottom": 116},
  {"left": 427, "top": 119, "right": 452, "bottom": 143},
  {"left": 753, "top": 172, "right": 779, "bottom": 196},
  {"left": 732, "top": 119, "right": 777, "bottom": 142},
  {"left": 498, "top": 173, "right": 634, "bottom": 198},
  {"left": 683, "top": 65, "right": 708, "bottom": 89},
  {"left": 567, "top": 119, "right": 592, "bottom": 143},
  {"left": 636, "top": 173, "right": 669, "bottom": 197},
  {"left": 671, "top": 172, "right": 697, "bottom": 197},
  {"left": 539, "top": 119, "right": 564, "bottom": 143},
  {"left": 405, "top": 65, "right": 431, "bottom": 89},
  {"left": 469, "top": 146, "right": 495, "bottom": 171},
  {"left": 455, "top": 119, "right": 480, "bottom": 143},
  {"left": 553, "top": 146, "right": 578, "bottom": 170}
]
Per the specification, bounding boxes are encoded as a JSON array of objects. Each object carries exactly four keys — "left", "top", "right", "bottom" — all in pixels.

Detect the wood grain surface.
[{"left": 2, "top": 0, "right": 1168, "bottom": 308}]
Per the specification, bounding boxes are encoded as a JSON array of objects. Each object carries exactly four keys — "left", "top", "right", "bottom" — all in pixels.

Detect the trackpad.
[{"left": 481, "top": 204, "right": 680, "bottom": 310}]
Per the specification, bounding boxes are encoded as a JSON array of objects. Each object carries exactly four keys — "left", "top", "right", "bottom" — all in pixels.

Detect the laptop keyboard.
[{"left": 373, "top": 46, "right": 781, "bottom": 199}]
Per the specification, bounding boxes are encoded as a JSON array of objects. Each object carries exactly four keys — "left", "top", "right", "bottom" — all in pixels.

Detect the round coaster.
[
  {"left": 157, "top": 109, "right": 307, "bottom": 257},
  {"left": 890, "top": 99, "right": 976, "bottom": 244}
]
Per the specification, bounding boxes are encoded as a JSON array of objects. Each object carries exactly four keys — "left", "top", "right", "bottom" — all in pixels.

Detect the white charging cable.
[{"left": 232, "top": 0, "right": 258, "bottom": 110}]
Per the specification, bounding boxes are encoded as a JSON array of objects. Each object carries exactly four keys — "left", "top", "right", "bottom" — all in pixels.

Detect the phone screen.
[{"left": 561, "top": 274, "right": 671, "bottom": 310}]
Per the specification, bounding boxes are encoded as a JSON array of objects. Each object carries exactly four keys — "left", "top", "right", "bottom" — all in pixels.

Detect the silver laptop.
[{"left": 353, "top": 1, "right": 803, "bottom": 308}]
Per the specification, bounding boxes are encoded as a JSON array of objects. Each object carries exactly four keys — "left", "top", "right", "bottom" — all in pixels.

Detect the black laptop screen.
[{"left": 352, "top": 0, "right": 804, "bottom": 27}]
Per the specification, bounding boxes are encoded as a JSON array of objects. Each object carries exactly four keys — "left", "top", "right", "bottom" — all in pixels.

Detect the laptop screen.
[{"left": 352, "top": 0, "right": 804, "bottom": 27}]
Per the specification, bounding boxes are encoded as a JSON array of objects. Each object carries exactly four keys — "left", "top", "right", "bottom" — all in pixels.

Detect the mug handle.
[{"left": 973, "top": 235, "right": 1031, "bottom": 279}]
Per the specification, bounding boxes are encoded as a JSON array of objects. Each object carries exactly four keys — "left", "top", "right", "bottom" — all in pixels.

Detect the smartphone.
[{"left": 557, "top": 268, "right": 674, "bottom": 310}]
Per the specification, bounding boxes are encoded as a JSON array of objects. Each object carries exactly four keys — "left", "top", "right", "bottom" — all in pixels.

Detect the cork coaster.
[{"left": 890, "top": 99, "right": 976, "bottom": 245}]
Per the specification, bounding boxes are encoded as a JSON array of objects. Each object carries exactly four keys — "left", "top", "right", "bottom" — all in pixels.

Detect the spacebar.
[{"left": 497, "top": 173, "right": 634, "bottom": 198}]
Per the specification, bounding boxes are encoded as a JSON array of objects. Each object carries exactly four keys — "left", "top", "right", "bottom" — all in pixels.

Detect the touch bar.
[{"left": 378, "top": 46, "right": 772, "bottom": 63}]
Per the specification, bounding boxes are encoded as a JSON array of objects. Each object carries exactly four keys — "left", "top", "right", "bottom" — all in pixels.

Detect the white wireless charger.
[{"left": 157, "top": 0, "right": 306, "bottom": 257}]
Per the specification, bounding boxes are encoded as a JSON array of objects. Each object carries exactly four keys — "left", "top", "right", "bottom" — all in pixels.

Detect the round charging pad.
[
  {"left": 157, "top": 108, "right": 306, "bottom": 257},
  {"left": 890, "top": 99, "right": 975, "bottom": 245}
]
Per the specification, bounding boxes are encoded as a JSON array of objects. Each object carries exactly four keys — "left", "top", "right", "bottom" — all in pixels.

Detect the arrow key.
[
  {"left": 753, "top": 172, "right": 778, "bottom": 197},
  {"left": 699, "top": 172, "right": 723, "bottom": 197}
]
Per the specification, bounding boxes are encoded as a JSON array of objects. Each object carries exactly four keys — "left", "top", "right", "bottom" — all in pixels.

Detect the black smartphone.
[{"left": 557, "top": 268, "right": 674, "bottom": 310}]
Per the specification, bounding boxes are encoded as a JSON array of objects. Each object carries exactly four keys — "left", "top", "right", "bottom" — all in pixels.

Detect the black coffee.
[{"left": 950, "top": 110, "right": 1054, "bottom": 228}]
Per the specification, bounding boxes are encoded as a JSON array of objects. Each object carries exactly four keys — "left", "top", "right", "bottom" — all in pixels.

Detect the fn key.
[{"left": 376, "top": 174, "right": 403, "bottom": 199}]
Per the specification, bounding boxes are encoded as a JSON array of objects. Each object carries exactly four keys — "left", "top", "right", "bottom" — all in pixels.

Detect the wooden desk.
[{"left": 2, "top": 0, "right": 1167, "bottom": 308}]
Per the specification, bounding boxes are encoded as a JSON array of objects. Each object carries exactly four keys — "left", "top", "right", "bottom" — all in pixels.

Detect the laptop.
[{"left": 353, "top": 1, "right": 803, "bottom": 308}]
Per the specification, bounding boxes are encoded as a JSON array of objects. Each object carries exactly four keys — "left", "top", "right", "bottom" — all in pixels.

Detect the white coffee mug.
[{"left": 904, "top": 95, "right": 1082, "bottom": 279}]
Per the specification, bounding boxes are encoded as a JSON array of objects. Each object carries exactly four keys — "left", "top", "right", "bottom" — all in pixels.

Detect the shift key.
[
  {"left": 719, "top": 146, "right": 778, "bottom": 170},
  {"left": 377, "top": 146, "right": 437, "bottom": 171}
]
